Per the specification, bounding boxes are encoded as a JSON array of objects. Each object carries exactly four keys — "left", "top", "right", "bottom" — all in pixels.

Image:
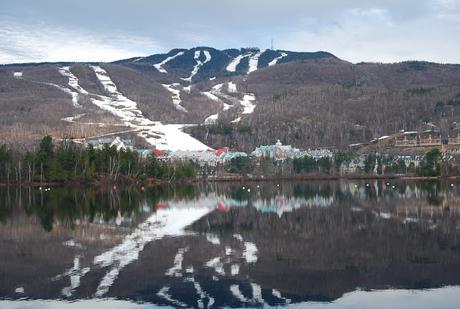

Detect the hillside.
[{"left": 1, "top": 47, "right": 460, "bottom": 151}]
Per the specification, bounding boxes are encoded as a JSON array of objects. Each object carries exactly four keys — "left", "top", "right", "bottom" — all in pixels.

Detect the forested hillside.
[{"left": 1, "top": 47, "right": 460, "bottom": 151}]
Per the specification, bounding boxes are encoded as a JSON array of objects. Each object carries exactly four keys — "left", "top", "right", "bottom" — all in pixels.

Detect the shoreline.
[{"left": 0, "top": 174, "right": 457, "bottom": 187}]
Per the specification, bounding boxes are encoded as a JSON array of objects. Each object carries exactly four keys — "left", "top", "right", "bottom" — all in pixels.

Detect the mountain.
[{"left": 1, "top": 47, "right": 460, "bottom": 152}]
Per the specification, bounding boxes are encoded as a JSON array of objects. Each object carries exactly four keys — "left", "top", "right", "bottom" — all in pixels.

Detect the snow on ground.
[
  {"left": 210, "top": 81, "right": 257, "bottom": 122},
  {"left": 153, "top": 51, "right": 185, "bottom": 73},
  {"left": 89, "top": 65, "right": 211, "bottom": 151},
  {"left": 268, "top": 52, "right": 288, "bottom": 66},
  {"left": 57, "top": 66, "right": 91, "bottom": 108},
  {"left": 162, "top": 83, "right": 187, "bottom": 112},
  {"left": 23, "top": 67, "right": 84, "bottom": 109},
  {"left": 90, "top": 66, "right": 146, "bottom": 121},
  {"left": 226, "top": 53, "right": 251, "bottom": 72},
  {"left": 227, "top": 82, "right": 237, "bottom": 93},
  {"left": 201, "top": 83, "right": 235, "bottom": 124},
  {"left": 93, "top": 207, "right": 213, "bottom": 297},
  {"left": 59, "top": 66, "right": 89, "bottom": 95},
  {"left": 181, "top": 50, "right": 212, "bottom": 83},
  {"left": 212, "top": 83, "right": 223, "bottom": 92},
  {"left": 206, "top": 233, "right": 221, "bottom": 245},
  {"left": 248, "top": 50, "right": 263, "bottom": 74},
  {"left": 211, "top": 83, "right": 232, "bottom": 110},
  {"left": 61, "top": 113, "right": 125, "bottom": 127},
  {"left": 243, "top": 242, "right": 258, "bottom": 263},
  {"left": 201, "top": 91, "right": 220, "bottom": 102},
  {"left": 141, "top": 123, "right": 211, "bottom": 151},
  {"left": 240, "top": 94, "right": 256, "bottom": 114},
  {"left": 204, "top": 113, "right": 219, "bottom": 124}
]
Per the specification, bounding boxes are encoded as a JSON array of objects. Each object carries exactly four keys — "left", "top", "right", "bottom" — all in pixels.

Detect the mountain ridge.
[{"left": 1, "top": 47, "right": 460, "bottom": 152}]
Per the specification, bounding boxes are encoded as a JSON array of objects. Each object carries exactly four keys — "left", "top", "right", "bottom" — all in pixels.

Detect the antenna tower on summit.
[{"left": 271, "top": 38, "right": 274, "bottom": 50}]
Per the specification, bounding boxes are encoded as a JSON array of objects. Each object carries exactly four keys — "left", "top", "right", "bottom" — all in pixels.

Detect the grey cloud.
[{"left": 0, "top": 0, "right": 459, "bottom": 63}]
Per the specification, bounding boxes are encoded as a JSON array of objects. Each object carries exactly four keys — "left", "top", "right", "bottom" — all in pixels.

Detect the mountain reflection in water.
[{"left": 0, "top": 180, "right": 459, "bottom": 308}]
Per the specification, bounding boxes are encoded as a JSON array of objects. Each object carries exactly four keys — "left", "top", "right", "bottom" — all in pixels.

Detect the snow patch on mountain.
[
  {"left": 226, "top": 53, "right": 251, "bottom": 72},
  {"left": 201, "top": 82, "right": 237, "bottom": 124},
  {"left": 248, "top": 50, "right": 263, "bottom": 74},
  {"left": 204, "top": 113, "right": 219, "bottom": 124},
  {"left": 201, "top": 91, "right": 220, "bottom": 102},
  {"left": 211, "top": 84, "right": 232, "bottom": 110},
  {"left": 181, "top": 50, "right": 212, "bottom": 83},
  {"left": 227, "top": 82, "right": 237, "bottom": 93},
  {"left": 269, "top": 52, "right": 288, "bottom": 66},
  {"left": 58, "top": 66, "right": 89, "bottom": 95},
  {"left": 89, "top": 65, "right": 211, "bottom": 151},
  {"left": 162, "top": 83, "right": 187, "bottom": 112},
  {"left": 240, "top": 94, "right": 256, "bottom": 114},
  {"left": 141, "top": 124, "right": 212, "bottom": 151},
  {"left": 153, "top": 51, "right": 185, "bottom": 73}
]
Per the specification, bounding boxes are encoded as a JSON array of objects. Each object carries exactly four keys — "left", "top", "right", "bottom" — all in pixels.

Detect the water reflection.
[{"left": 0, "top": 180, "right": 459, "bottom": 308}]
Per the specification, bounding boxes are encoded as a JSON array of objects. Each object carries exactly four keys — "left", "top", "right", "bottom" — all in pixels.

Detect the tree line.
[{"left": 0, "top": 136, "right": 196, "bottom": 184}]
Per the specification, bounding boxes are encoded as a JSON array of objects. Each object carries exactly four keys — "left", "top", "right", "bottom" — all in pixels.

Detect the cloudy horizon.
[{"left": 1, "top": 0, "right": 459, "bottom": 64}]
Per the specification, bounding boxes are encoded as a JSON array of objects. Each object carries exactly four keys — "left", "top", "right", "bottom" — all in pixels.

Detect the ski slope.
[
  {"left": 248, "top": 50, "right": 263, "bottom": 74},
  {"left": 88, "top": 65, "right": 211, "bottom": 151},
  {"left": 268, "top": 52, "right": 288, "bottom": 66},
  {"left": 153, "top": 51, "right": 185, "bottom": 73},
  {"left": 240, "top": 94, "right": 256, "bottom": 114},
  {"left": 162, "top": 83, "right": 187, "bottom": 112},
  {"left": 226, "top": 53, "right": 251, "bottom": 72},
  {"left": 227, "top": 82, "right": 237, "bottom": 93},
  {"left": 181, "top": 50, "right": 212, "bottom": 83},
  {"left": 58, "top": 66, "right": 89, "bottom": 95}
]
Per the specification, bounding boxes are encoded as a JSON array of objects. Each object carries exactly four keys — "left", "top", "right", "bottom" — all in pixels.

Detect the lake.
[{"left": 0, "top": 180, "right": 459, "bottom": 308}]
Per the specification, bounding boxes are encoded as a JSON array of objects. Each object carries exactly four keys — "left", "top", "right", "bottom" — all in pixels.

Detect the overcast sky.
[{"left": 1, "top": 0, "right": 459, "bottom": 64}]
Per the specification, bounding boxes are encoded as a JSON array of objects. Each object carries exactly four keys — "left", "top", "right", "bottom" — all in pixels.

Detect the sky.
[{"left": 1, "top": 0, "right": 460, "bottom": 64}]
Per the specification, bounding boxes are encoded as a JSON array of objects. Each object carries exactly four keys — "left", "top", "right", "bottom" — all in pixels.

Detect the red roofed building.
[
  {"left": 216, "top": 147, "right": 229, "bottom": 157},
  {"left": 217, "top": 201, "right": 230, "bottom": 213},
  {"left": 153, "top": 148, "right": 168, "bottom": 158}
]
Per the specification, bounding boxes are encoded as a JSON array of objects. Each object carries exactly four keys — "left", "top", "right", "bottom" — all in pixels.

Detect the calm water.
[{"left": 0, "top": 180, "right": 459, "bottom": 308}]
